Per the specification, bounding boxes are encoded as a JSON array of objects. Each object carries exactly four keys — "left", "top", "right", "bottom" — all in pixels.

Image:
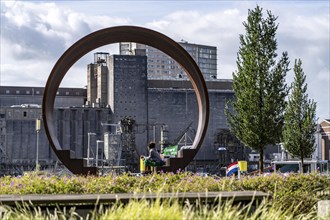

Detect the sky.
[{"left": 0, "top": 0, "right": 329, "bottom": 120}]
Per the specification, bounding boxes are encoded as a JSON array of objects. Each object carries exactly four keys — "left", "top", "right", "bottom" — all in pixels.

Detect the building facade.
[
  {"left": 320, "top": 119, "right": 330, "bottom": 160},
  {"left": 119, "top": 42, "right": 217, "bottom": 80},
  {"left": 1, "top": 49, "right": 246, "bottom": 175}
]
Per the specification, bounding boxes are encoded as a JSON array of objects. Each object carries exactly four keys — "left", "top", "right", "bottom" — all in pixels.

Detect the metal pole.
[
  {"left": 36, "top": 130, "right": 39, "bottom": 171},
  {"left": 96, "top": 140, "right": 104, "bottom": 167},
  {"left": 87, "top": 133, "right": 96, "bottom": 166},
  {"left": 153, "top": 125, "right": 156, "bottom": 142},
  {"left": 96, "top": 141, "right": 99, "bottom": 167},
  {"left": 35, "top": 119, "right": 41, "bottom": 171},
  {"left": 87, "top": 134, "right": 90, "bottom": 166}
]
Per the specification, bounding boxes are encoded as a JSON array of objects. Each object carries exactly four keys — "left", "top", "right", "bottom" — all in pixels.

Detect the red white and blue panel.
[{"left": 226, "top": 161, "right": 239, "bottom": 176}]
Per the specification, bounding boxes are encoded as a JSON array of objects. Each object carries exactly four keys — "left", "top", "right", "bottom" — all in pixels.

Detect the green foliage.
[
  {"left": 225, "top": 5, "right": 289, "bottom": 172},
  {"left": 1, "top": 172, "right": 329, "bottom": 215},
  {"left": 283, "top": 59, "right": 317, "bottom": 168},
  {"left": 0, "top": 193, "right": 320, "bottom": 220}
]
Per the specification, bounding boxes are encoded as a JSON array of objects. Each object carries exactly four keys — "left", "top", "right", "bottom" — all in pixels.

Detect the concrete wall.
[
  {"left": 1, "top": 80, "right": 240, "bottom": 168},
  {"left": 87, "top": 64, "right": 97, "bottom": 105},
  {"left": 108, "top": 55, "right": 149, "bottom": 155},
  {"left": 147, "top": 88, "right": 234, "bottom": 160},
  {"left": 0, "top": 87, "right": 86, "bottom": 108},
  {"left": 320, "top": 120, "right": 330, "bottom": 160},
  {"left": 1, "top": 107, "right": 112, "bottom": 164}
]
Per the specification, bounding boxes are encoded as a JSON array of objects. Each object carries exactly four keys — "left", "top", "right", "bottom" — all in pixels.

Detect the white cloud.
[
  {"left": 0, "top": 1, "right": 329, "bottom": 119},
  {"left": 0, "top": 1, "right": 129, "bottom": 88}
]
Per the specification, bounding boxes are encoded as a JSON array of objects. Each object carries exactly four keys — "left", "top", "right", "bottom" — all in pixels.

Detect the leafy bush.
[{"left": 0, "top": 172, "right": 329, "bottom": 214}]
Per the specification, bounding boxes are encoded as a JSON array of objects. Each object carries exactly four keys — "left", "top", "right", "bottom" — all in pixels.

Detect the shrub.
[{"left": 0, "top": 172, "right": 329, "bottom": 214}]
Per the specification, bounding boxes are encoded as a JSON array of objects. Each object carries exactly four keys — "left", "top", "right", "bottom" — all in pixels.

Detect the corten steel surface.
[{"left": 42, "top": 26, "right": 210, "bottom": 175}]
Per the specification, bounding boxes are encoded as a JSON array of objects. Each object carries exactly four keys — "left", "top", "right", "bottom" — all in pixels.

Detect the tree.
[
  {"left": 283, "top": 59, "right": 317, "bottom": 173},
  {"left": 225, "top": 6, "right": 289, "bottom": 173}
]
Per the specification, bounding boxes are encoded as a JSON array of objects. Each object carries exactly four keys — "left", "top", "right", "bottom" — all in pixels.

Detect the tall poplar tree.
[
  {"left": 283, "top": 59, "right": 317, "bottom": 172},
  {"left": 225, "top": 6, "right": 289, "bottom": 172}
]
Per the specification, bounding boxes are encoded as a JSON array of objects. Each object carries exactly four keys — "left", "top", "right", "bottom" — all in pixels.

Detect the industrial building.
[
  {"left": 0, "top": 86, "right": 113, "bottom": 175},
  {"left": 5, "top": 41, "right": 327, "bottom": 175},
  {"left": 85, "top": 51, "right": 246, "bottom": 172},
  {"left": 0, "top": 51, "right": 246, "bottom": 175},
  {"left": 119, "top": 41, "right": 217, "bottom": 80},
  {"left": 320, "top": 119, "right": 330, "bottom": 160}
]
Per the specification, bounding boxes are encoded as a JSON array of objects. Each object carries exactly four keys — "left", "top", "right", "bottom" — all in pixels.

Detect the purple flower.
[{"left": 10, "top": 182, "right": 14, "bottom": 187}]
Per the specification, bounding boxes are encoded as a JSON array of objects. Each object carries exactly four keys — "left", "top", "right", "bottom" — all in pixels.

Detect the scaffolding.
[{"left": 101, "top": 117, "right": 138, "bottom": 173}]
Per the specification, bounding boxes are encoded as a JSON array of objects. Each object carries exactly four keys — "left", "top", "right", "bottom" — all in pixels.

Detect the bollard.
[
  {"left": 140, "top": 156, "right": 145, "bottom": 173},
  {"left": 318, "top": 200, "right": 330, "bottom": 219}
]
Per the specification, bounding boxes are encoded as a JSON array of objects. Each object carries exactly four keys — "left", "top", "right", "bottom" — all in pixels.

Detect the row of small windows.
[
  {"left": 5, "top": 110, "right": 41, "bottom": 119},
  {"left": 114, "top": 57, "right": 138, "bottom": 62},
  {"left": 5, "top": 90, "right": 41, "bottom": 95},
  {"left": 115, "top": 100, "right": 137, "bottom": 104},
  {"left": 119, "top": 115, "right": 136, "bottom": 119},
  {"left": 199, "top": 48, "right": 216, "bottom": 54},
  {"left": 148, "top": 59, "right": 176, "bottom": 64},
  {"left": 199, "top": 53, "right": 216, "bottom": 59},
  {"left": 148, "top": 64, "right": 178, "bottom": 69},
  {"left": 4, "top": 90, "right": 80, "bottom": 96},
  {"left": 148, "top": 70, "right": 180, "bottom": 74}
]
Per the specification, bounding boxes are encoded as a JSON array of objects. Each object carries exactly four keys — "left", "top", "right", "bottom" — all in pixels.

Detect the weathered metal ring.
[{"left": 42, "top": 26, "right": 209, "bottom": 174}]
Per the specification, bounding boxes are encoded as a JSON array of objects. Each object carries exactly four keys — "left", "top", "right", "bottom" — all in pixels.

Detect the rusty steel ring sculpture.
[{"left": 42, "top": 26, "right": 209, "bottom": 175}]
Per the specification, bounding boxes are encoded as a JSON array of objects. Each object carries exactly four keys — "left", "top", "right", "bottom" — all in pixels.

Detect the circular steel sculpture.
[{"left": 42, "top": 26, "right": 209, "bottom": 174}]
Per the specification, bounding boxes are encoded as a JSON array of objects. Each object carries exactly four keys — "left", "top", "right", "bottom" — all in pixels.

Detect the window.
[
  {"left": 65, "top": 92, "right": 70, "bottom": 95},
  {"left": 26, "top": 91, "right": 30, "bottom": 94},
  {"left": 36, "top": 91, "right": 40, "bottom": 95},
  {"left": 16, "top": 90, "right": 20, "bottom": 94},
  {"left": 6, "top": 90, "right": 10, "bottom": 94},
  {"left": 23, "top": 111, "right": 27, "bottom": 117}
]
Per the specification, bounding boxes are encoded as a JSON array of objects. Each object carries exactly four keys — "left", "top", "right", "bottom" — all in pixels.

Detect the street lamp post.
[
  {"left": 35, "top": 118, "right": 41, "bottom": 171},
  {"left": 96, "top": 140, "right": 104, "bottom": 167},
  {"left": 87, "top": 133, "right": 96, "bottom": 166}
]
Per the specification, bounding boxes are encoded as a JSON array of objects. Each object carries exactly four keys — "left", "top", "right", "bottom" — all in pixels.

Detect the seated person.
[{"left": 143, "top": 142, "right": 166, "bottom": 168}]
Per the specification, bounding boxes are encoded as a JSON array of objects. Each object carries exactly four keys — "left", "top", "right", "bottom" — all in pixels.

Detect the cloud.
[
  {"left": 145, "top": 3, "right": 329, "bottom": 119},
  {"left": 0, "top": 1, "right": 129, "bottom": 87},
  {"left": 145, "top": 8, "right": 247, "bottom": 79},
  {"left": 1, "top": 1, "right": 329, "bottom": 119},
  {"left": 1, "top": 1, "right": 129, "bottom": 60}
]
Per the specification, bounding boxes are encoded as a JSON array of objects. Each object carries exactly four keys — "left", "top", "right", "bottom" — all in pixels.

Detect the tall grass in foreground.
[
  {"left": 0, "top": 198, "right": 320, "bottom": 220},
  {"left": 1, "top": 172, "right": 329, "bottom": 216}
]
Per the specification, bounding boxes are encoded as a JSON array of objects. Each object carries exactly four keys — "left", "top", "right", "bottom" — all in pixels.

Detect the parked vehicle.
[{"left": 272, "top": 160, "right": 329, "bottom": 173}]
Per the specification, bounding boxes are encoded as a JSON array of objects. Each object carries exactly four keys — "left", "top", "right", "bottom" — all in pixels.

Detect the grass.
[
  {"left": 0, "top": 172, "right": 329, "bottom": 219},
  {"left": 0, "top": 197, "right": 320, "bottom": 220}
]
